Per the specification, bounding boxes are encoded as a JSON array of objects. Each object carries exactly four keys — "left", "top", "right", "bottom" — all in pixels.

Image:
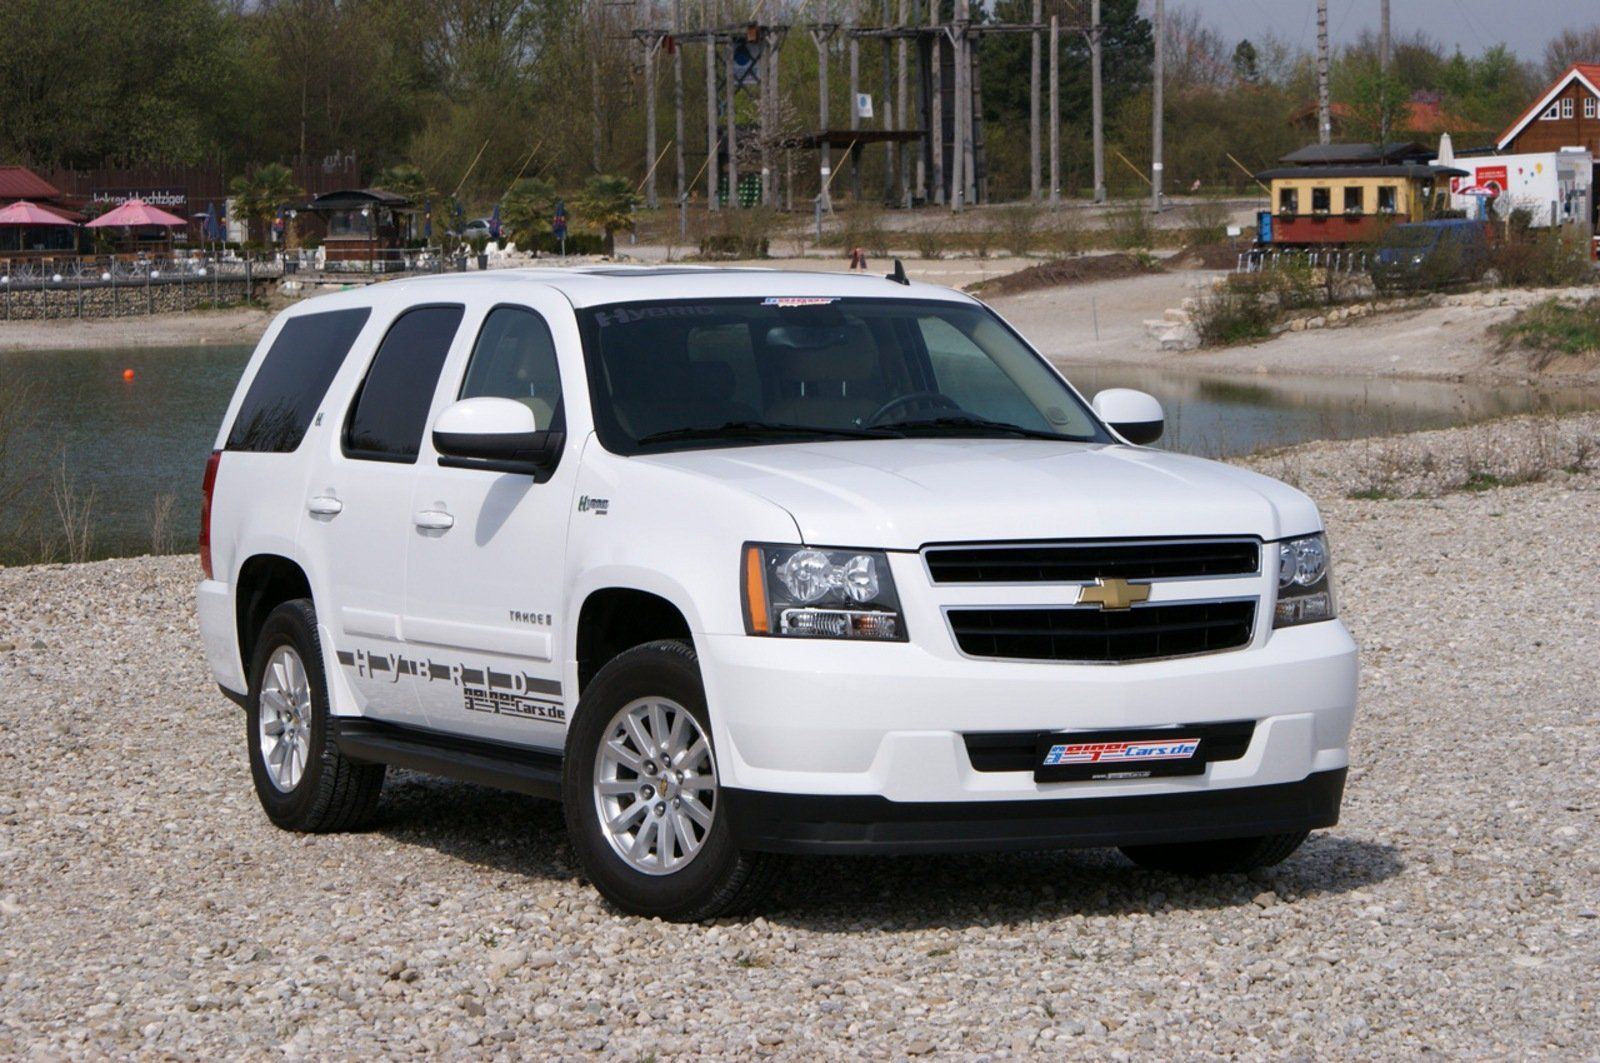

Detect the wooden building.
[
  {"left": 1254, "top": 144, "right": 1464, "bottom": 248},
  {"left": 298, "top": 188, "right": 415, "bottom": 271},
  {"left": 1496, "top": 64, "right": 1600, "bottom": 156}
]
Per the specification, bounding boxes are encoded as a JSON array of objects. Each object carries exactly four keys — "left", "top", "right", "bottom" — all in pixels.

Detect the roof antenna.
[{"left": 886, "top": 257, "right": 910, "bottom": 286}]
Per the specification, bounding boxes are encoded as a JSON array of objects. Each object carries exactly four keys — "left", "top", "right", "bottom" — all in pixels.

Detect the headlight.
[
  {"left": 1273, "top": 532, "right": 1336, "bottom": 628},
  {"left": 743, "top": 544, "right": 906, "bottom": 640}
]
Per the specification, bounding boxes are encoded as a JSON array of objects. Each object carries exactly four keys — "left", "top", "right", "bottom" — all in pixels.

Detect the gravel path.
[{"left": 2, "top": 417, "right": 1597, "bottom": 1058}]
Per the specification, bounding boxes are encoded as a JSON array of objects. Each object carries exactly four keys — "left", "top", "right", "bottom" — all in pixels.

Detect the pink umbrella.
[
  {"left": 85, "top": 198, "right": 187, "bottom": 228},
  {"left": 0, "top": 200, "right": 77, "bottom": 226}
]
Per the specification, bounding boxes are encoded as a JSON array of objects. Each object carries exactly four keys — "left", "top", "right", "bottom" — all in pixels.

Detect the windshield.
[
  {"left": 577, "top": 297, "right": 1109, "bottom": 454},
  {"left": 1380, "top": 226, "right": 1438, "bottom": 249}
]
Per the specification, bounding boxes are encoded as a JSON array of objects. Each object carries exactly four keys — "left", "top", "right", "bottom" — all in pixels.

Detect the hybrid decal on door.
[{"left": 336, "top": 648, "right": 566, "bottom": 723}]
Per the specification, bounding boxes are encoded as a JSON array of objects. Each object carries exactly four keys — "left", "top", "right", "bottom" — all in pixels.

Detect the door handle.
[
  {"left": 414, "top": 509, "right": 455, "bottom": 531},
  {"left": 307, "top": 495, "right": 343, "bottom": 517}
]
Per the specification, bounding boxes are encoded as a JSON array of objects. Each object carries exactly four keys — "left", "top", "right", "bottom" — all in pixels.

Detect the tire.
[
  {"left": 245, "top": 598, "right": 385, "bottom": 832},
  {"left": 1119, "top": 831, "right": 1309, "bottom": 875},
  {"left": 563, "top": 639, "right": 780, "bottom": 921}
]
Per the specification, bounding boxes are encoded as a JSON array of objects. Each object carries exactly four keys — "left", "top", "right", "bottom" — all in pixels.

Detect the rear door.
[
  {"left": 401, "top": 294, "right": 580, "bottom": 749},
  {"left": 300, "top": 302, "right": 467, "bottom": 726}
]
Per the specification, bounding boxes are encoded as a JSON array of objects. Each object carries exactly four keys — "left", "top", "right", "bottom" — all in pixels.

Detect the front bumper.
[
  {"left": 725, "top": 768, "right": 1346, "bottom": 855},
  {"left": 696, "top": 619, "right": 1358, "bottom": 805}
]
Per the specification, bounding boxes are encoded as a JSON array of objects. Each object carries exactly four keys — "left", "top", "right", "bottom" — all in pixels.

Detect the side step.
[{"left": 333, "top": 718, "right": 565, "bottom": 801}]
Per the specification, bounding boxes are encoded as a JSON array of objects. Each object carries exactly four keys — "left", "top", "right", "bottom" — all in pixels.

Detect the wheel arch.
[
  {"left": 236, "top": 553, "right": 314, "bottom": 674},
  {"left": 574, "top": 586, "right": 694, "bottom": 695}
]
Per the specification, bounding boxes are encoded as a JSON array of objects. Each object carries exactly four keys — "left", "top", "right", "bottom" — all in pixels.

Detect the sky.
[{"left": 1167, "top": 0, "right": 1584, "bottom": 65}]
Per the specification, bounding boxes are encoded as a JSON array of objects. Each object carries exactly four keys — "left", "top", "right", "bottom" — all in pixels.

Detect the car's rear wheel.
[
  {"left": 564, "top": 640, "right": 779, "bottom": 920},
  {"left": 245, "top": 599, "right": 385, "bottom": 832},
  {"left": 1119, "top": 831, "right": 1309, "bottom": 875}
]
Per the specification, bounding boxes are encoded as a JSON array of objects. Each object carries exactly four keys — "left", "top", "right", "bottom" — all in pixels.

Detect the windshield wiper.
[
  {"left": 885, "top": 416, "right": 1077, "bottom": 441},
  {"left": 636, "top": 420, "right": 901, "bottom": 446}
]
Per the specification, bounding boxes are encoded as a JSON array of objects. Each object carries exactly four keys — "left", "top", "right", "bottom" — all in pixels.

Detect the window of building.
[
  {"left": 1377, "top": 186, "right": 1398, "bottom": 214},
  {"left": 1586, "top": 96, "right": 1596, "bottom": 119},
  {"left": 1562, "top": 97, "right": 1575, "bottom": 119},
  {"left": 1278, "top": 187, "right": 1299, "bottom": 214},
  {"left": 345, "top": 305, "right": 465, "bottom": 462},
  {"left": 1311, "top": 187, "right": 1331, "bottom": 213},
  {"left": 1541, "top": 102, "right": 1560, "bottom": 120},
  {"left": 1343, "top": 186, "right": 1364, "bottom": 213},
  {"left": 226, "top": 309, "right": 371, "bottom": 453},
  {"left": 459, "top": 307, "right": 564, "bottom": 432}
]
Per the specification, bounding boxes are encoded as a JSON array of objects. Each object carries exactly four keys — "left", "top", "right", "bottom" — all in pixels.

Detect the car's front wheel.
[
  {"left": 1120, "top": 831, "right": 1309, "bottom": 875},
  {"left": 563, "top": 640, "right": 779, "bottom": 920}
]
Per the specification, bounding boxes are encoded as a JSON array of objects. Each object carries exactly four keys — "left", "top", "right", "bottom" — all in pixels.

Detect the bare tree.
[{"left": 1543, "top": 25, "right": 1600, "bottom": 81}]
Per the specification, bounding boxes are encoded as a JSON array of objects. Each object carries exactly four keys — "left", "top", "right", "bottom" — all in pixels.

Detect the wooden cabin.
[{"left": 1254, "top": 144, "right": 1465, "bottom": 248}]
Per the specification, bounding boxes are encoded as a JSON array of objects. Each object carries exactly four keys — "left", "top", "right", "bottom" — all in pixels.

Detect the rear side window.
[
  {"left": 225, "top": 308, "right": 370, "bottom": 452},
  {"left": 345, "top": 305, "right": 464, "bottom": 462}
]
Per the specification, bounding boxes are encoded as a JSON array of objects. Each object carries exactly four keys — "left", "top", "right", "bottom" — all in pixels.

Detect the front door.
[{"left": 402, "top": 299, "right": 579, "bottom": 749}]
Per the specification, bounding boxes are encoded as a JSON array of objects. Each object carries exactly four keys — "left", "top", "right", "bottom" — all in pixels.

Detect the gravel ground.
[{"left": 2, "top": 416, "right": 1597, "bottom": 1059}]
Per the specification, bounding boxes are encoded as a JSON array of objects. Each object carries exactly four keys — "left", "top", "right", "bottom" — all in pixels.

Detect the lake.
[{"left": 1, "top": 343, "right": 1594, "bottom": 565}]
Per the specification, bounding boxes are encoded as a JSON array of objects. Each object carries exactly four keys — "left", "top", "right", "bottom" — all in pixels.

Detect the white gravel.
[{"left": 1, "top": 416, "right": 1597, "bottom": 1059}]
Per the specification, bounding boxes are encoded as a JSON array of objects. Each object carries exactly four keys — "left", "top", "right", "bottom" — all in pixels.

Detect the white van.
[{"left": 196, "top": 266, "right": 1357, "bottom": 919}]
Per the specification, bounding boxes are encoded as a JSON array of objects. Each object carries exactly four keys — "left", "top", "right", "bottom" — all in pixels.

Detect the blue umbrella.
[
  {"left": 203, "top": 202, "right": 221, "bottom": 242},
  {"left": 423, "top": 199, "right": 432, "bottom": 240},
  {"left": 490, "top": 203, "right": 502, "bottom": 239}
]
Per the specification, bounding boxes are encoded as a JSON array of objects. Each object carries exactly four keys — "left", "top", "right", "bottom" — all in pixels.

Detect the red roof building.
[
  {"left": 1496, "top": 63, "right": 1600, "bottom": 154},
  {"left": 0, "top": 165, "right": 85, "bottom": 221}
]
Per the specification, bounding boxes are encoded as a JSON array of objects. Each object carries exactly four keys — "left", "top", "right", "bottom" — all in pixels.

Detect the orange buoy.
[{"left": 122, "top": 368, "right": 135, "bottom": 380}]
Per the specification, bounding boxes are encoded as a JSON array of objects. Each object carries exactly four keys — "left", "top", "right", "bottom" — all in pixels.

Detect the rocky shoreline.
[{"left": 2, "top": 414, "right": 1597, "bottom": 1057}]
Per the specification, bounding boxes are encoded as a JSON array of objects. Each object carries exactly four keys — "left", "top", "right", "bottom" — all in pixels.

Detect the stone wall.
[{"left": 0, "top": 278, "right": 265, "bottom": 321}]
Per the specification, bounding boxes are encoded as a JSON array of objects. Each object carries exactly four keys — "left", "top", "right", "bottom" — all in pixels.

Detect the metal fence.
[
  {"left": 0, "top": 252, "right": 279, "bottom": 288},
  {"left": 1236, "top": 248, "right": 1373, "bottom": 275}
]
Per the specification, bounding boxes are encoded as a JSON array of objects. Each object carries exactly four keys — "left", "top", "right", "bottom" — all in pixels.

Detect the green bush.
[
  {"left": 1486, "top": 230, "right": 1594, "bottom": 288},
  {"left": 1494, "top": 298, "right": 1600, "bottom": 367},
  {"left": 1192, "top": 288, "right": 1276, "bottom": 347}
]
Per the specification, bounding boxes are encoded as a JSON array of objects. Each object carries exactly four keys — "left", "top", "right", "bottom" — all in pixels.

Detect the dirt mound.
[
  {"left": 1170, "top": 240, "right": 1247, "bottom": 270},
  {"left": 970, "top": 252, "right": 1162, "bottom": 297}
]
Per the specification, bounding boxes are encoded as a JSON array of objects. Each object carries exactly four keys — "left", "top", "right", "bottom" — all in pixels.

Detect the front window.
[{"left": 577, "top": 298, "right": 1109, "bottom": 454}]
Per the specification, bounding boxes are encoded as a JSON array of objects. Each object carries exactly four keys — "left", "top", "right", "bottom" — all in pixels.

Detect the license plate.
[{"left": 1034, "top": 729, "right": 1206, "bottom": 782}]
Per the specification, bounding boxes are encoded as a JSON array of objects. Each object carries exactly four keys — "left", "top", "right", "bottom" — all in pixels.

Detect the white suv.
[{"left": 197, "top": 266, "right": 1357, "bottom": 920}]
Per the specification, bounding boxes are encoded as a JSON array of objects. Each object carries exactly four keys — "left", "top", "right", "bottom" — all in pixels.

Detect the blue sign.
[{"left": 552, "top": 200, "right": 567, "bottom": 241}]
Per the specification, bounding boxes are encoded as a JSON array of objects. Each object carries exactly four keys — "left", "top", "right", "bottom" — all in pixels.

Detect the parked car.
[
  {"left": 196, "top": 267, "right": 1358, "bottom": 920},
  {"left": 1373, "top": 219, "right": 1492, "bottom": 291},
  {"left": 454, "top": 217, "right": 495, "bottom": 240}
]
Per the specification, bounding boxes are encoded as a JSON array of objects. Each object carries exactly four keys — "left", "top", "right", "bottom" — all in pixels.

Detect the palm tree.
[
  {"left": 575, "top": 174, "right": 640, "bottom": 257},
  {"left": 501, "top": 177, "right": 556, "bottom": 254},
  {"left": 377, "top": 163, "right": 434, "bottom": 205},
  {"left": 228, "top": 163, "right": 303, "bottom": 245}
]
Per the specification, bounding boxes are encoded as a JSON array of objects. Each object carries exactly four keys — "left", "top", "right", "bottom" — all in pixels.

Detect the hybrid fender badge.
[
  {"left": 577, "top": 495, "right": 610, "bottom": 515},
  {"left": 1075, "top": 577, "right": 1151, "bottom": 611}
]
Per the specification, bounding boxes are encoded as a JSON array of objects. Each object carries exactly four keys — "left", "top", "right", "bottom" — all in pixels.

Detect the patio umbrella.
[
  {"left": 490, "top": 203, "right": 501, "bottom": 239},
  {"left": 85, "top": 198, "right": 187, "bottom": 229},
  {"left": 0, "top": 200, "right": 78, "bottom": 227},
  {"left": 204, "top": 202, "right": 222, "bottom": 242}
]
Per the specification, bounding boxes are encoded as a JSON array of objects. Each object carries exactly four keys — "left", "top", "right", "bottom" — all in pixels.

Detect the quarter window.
[
  {"left": 460, "top": 307, "right": 564, "bottom": 431},
  {"left": 1541, "top": 102, "right": 1559, "bottom": 120},
  {"left": 226, "top": 308, "right": 370, "bottom": 453},
  {"left": 345, "top": 305, "right": 464, "bottom": 462},
  {"left": 1278, "top": 187, "right": 1298, "bottom": 214},
  {"left": 1343, "top": 186, "right": 1364, "bottom": 213}
]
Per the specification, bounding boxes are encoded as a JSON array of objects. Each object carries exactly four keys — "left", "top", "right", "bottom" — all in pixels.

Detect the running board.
[{"left": 333, "top": 719, "right": 565, "bottom": 801}]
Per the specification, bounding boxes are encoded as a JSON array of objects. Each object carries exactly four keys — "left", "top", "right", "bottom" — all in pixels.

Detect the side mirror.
[
  {"left": 432, "top": 397, "right": 562, "bottom": 473},
  {"left": 1092, "top": 388, "right": 1164, "bottom": 445}
]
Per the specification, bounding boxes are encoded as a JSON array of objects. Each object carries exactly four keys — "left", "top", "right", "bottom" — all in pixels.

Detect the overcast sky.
[{"left": 1165, "top": 0, "right": 1587, "bottom": 65}]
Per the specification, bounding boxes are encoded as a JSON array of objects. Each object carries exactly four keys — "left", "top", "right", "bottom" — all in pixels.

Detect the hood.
[{"left": 637, "top": 439, "right": 1321, "bottom": 549}]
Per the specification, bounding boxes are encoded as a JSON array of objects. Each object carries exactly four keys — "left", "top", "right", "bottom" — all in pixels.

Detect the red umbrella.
[
  {"left": 0, "top": 200, "right": 77, "bottom": 226},
  {"left": 85, "top": 198, "right": 187, "bottom": 228}
]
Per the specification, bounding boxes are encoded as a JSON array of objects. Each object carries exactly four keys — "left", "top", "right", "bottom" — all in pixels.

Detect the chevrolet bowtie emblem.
[{"left": 1075, "top": 577, "right": 1151, "bottom": 611}]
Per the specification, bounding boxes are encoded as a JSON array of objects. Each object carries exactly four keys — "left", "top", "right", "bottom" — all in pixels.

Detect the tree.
[
  {"left": 1232, "top": 40, "right": 1261, "bottom": 85},
  {"left": 228, "top": 163, "right": 304, "bottom": 244},
  {"left": 377, "top": 163, "right": 436, "bottom": 205},
  {"left": 501, "top": 176, "right": 557, "bottom": 251},
  {"left": 1542, "top": 25, "right": 1600, "bottom": 80},
  {"left": 575, "top": 174, "right": 639, "bottom": 256}
]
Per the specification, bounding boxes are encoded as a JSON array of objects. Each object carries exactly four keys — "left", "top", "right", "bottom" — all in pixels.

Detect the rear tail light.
[{"left": 199, "top": 450, "right": 221, "bottom": 579}]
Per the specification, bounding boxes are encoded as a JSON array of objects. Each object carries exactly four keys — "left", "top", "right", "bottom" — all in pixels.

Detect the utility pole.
[
  {"left": 1379, "top": 0, "right": 1392, "bottom": 145},
  {"left": 882, "top": 0, "right": 894, "bottom": 204},
  {"left": 706, "top": 30, "right": 719, "bottom": 210},
  {"left": 849, "top": 18, "right": 861, "bottom": 202},
  {"left": 1151, "top": 0, "right": 1163, "bottom": 213},
  {"left": 812, "top": 25, "right": 836, "bottom": 211},
  {"left": 1316, "top": 0, "right": 1331, "bottom": 145},
  {"left": 930, "top": 0, "right": 944, "bottom": 205},
  {"left": 898, "top": 0, "right": 911, "bottom": 206},
  {"left": 1049, "top": 14, "right": 1059, "bottom": 207},
  {"left": 949, "top": 0, "right": 967, "bottom": 212},
  {"left": 674, "top": 0, "right": 686, "bottom": 219},
  {"left": 1091, "top": 0, "right": 1105, "bottom": 202},
  {"left": 725, "top": 38, "right": 738, "bottom": 206},
  {"left": 644, "top": 35, "right": 659, "bottom": 209},
  {"left": 1030, "top": 0, "right": 1041, "bottom": 201}
]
